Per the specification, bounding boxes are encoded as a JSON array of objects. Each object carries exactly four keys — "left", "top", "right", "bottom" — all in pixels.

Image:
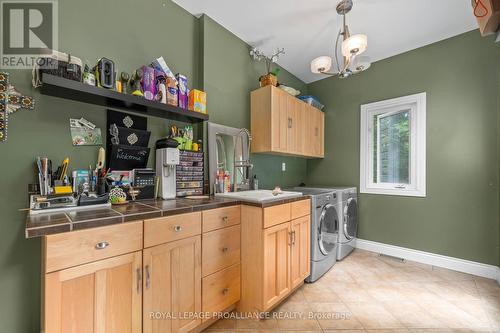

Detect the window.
[{"left": 360, "top": 93, "right": 426, "bottom": 197}]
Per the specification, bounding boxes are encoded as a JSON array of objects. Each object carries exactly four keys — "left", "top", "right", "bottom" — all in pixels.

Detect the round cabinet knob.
[
  {"left": 222, "top": 216, "right": 228, "bottom": 223},
  {"left": 95, "top": 241, "right": 110, "bottom": 250},
  {"left": 174, "top": 225, "right": 182, "bottom": 232},
  {"left": 222, "top": 288, "right": 229, "bottom": 295},
  {"left": 222, "top": 246, "right": 229, "bottom": 253}
]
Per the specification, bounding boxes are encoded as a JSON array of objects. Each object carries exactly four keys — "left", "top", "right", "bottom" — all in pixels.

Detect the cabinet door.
[
  {"left": 44, "top": 251, "right": 142, "bottom": 333},
  {"left": 271, "top": 88, "right": 289, "bottom": 152},
  {"left": 308, "top": 107, "right": 324, "bottom": 157},
  {"left": 262, "top": 222, "right": 291, "bottom": 310},
  {"left": 143, "top": 236, "right": 201, "bottom": 333},
  {"left": 318, "top": 111, "right": 325, "bottom": 157},
  {"left": 290, "top": 216, "right": 311, "bottom": 289},
  {"left": 287, "top": 97, "right": 303, "bottom": 155}
]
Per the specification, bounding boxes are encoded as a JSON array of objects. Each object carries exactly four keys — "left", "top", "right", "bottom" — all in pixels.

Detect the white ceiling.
[{"left": 173, "top": 0, "right": 478, "bottom": 83}]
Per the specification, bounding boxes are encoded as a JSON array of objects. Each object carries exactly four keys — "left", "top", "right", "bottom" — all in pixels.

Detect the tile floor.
[{"left": 205, "top": 249, "right": 500, "bottom": 333}]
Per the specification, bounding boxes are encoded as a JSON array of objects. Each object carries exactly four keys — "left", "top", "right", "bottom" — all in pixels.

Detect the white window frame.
[{"left": 360, "top": 93, "right": 426, "bottom": 197}]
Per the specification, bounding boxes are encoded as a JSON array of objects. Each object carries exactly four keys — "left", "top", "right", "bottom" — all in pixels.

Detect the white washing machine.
[
  {"left": 330, "top": 187, "right": 358, "bottom": 260},
  {"left": 301, "top": 186, "right": 358, "bottom": 260},
  {"left": 291, "top": 187, "right": 340, "bottom": 282}
]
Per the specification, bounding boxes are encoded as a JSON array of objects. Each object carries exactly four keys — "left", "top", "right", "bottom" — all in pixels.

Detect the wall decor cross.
[{"left": 0, "top": 72, "right": 35, "bottom": 142}]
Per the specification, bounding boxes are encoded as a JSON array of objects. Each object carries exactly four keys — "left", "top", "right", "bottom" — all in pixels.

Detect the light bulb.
[
  {"left": 342, "top": 34, "right": 367, "bottom": 57},
  {"left": 310, "top": 56, "right": 332, "bottom": 74}
]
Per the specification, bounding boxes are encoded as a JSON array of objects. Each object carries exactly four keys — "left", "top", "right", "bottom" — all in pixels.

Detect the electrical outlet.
[{"left": 282, "top": 162, "right": 286, "bottom": 172}]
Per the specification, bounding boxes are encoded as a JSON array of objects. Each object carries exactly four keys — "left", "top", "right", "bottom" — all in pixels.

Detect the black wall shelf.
[{"left": 40, "top": 74, "right": 208, "bottom": 123}]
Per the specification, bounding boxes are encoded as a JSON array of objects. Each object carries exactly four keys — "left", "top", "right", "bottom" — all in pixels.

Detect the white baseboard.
[{"left": 355, "top": 238, "right": 500, "bottom": 281}]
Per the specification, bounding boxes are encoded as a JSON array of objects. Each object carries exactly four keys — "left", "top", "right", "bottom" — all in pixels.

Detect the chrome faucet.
[{"left": 234, "top": 128, "right": 253, "bottom": 192}]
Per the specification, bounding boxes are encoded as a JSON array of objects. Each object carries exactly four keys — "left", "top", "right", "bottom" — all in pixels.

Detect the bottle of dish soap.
[
  {"left": 224, "top": 171, "right": 231, "bottom": 193},
  {"left": 252, "top": 174, "right": 259, "bottom": 190}
]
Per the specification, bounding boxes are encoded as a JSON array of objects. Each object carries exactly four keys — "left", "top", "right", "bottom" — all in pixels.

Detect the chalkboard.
[
  {"left": 106, "top": 110, "right": 148, "bottom": 169},
  {"left": 108, "top": 144, "right": 150, "bottom": 170},
  {"left": 109, "top": 125, "right": 151, "bottom": 147}
]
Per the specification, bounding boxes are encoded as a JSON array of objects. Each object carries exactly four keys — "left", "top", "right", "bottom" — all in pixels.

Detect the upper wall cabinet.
[{"left": 251, "top": 86, "right": 324, "bottom": 158}]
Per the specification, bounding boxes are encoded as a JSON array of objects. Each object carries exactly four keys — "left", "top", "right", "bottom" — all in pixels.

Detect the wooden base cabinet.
[
  {"left": 262, "top": 222, "right": 292, "bottom": 309},
  {"left": 143, "top": 236, "right": 202, "bottom": 333},
  {"left": 44, "top": 251, "right": 143, "bottom": 333},
  {"left": 251, "top": 85, "right": 324, "bottom": 158},
  {"left": 290, "top": 216, "right": 311, "bottom": 289},
  {"left": 239, "top": 200, "right": 311, "bottom": 313},
  {"left": 41, "top": 206, "right": 241, "bottom": 333}
]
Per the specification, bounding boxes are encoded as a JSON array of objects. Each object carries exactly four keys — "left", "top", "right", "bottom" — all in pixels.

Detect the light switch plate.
[{"left": 282, "top": 162, "right": 286, "bottom": 171}]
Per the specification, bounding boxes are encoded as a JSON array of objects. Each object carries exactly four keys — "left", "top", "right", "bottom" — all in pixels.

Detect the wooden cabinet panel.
[
  {"left": 262, "top": 222, "right": 291, "bottom": 309},
  {"left": 202, "top": 206, "right": 240, "bottom": 232},
  {"left": 272, "top": 88, "right": 289, "bottom": 152},
  {"left": 263, "top": 203, "right": 291, "bottom": 228},
  {"left": 318, "top": 110, "right": 325, "bottom": 157},
  {"left": 251, "top": 86, "right": 272, "bottom": 153},
  {"left": 202, "top": 225, "right": 241, "bottom": 277},
  {"left": 44, "top": 221, "right": 143, "bottom": 273},
  {"left": 250, "top": 86, "right": 324, "bottom": 158},
  {"left": 143, "top": 236, "right": 201, "bottom": 333},
  {"left": 144, "top": 212, "right": 201, "bottom": 248},
  {"left": 286, "top": 97, "right": 299, "bottom": 154},
  {"left": 305, "top": 106, "right": 325, "bottom": 158},
  {"left": 202, "top": 263, "right": 241, "bottom": 316},
  {"left": 291, "top": 199, "right": 311, "bottom": 220},
  {"left": 290, "top": 216, "right": 311, "bottom": 289},
  {"left": 44, "top": 251, "right": 142, "bottom": 333}
]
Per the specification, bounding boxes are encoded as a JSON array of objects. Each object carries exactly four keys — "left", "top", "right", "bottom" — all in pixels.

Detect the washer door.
[
  {"left": 318, "top": 204, "right": 339, "bottom": 256},
  {"left": 343, "top": 198, "right": 358, "bottom": 240}
]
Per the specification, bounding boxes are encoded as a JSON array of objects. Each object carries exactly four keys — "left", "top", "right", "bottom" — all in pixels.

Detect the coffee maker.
[{"left": 156, "top": 148, "right": 179, "bottom": 199}]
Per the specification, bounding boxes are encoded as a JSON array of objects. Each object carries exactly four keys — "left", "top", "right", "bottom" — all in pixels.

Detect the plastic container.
[{"left": 298, "top": 95, "right": 324, "bottom": 111}]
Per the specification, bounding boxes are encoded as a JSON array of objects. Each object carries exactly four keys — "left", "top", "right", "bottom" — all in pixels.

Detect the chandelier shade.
[
  {"left": 311, "top": 56, "right": 333, "bottom": 74},
  {"left": 341, "top": 34, "right": 368, "bottom": 57}
]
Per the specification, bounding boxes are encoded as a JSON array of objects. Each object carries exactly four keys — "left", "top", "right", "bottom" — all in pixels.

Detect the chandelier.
[{"left": 310, "top": 0, "right": 371, "bottom": 79}]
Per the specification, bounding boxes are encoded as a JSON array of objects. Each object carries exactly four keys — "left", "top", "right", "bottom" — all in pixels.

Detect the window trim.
[{"left": 360, "top": 93, "right": 426, "bottom": 197}]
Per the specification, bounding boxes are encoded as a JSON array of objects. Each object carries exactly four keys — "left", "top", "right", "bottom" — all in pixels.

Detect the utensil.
[
  {"left": 96, "top": 147, "right": 105, "bottom": 171},
  {"left": 60, "top": 157, "right": 69, "bottom": 181}
]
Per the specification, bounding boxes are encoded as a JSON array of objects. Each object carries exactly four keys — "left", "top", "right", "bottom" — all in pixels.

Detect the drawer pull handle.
[
  {"left": 174, "top": 225, "right": 182, "bottom": 232},
  {"left": 222, "top": 288, "right": 229, "bottom": 295},
  {"left": 222, "top": 246, "right": 229, "bottom": 253},
  {"left": 222, "top": 216, "right": 228, "bottom": 222},
  {"left": 95, "top": 241, "right": 109, "bottom": 250}
]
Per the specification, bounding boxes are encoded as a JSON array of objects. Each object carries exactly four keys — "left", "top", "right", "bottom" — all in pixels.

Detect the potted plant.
[{"left": 250, "top": 48, "right": 285, "bottom": 87}]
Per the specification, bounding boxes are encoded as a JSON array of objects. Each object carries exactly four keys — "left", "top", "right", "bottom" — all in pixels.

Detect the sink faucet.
[{"left": 234, "top": 128, "right": 253, "bottom": 192}]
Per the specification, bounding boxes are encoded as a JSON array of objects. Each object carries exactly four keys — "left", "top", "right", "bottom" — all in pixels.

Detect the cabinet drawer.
[
  {"left": 202, "top": 263, "right": 240, "bottom": 315},
  {"left": 202, "top": 225, "right": 240, "bottom": 276},
  {"left": 144, "top": 212, "right": 201, "bottom": 248},
  {"left": 44, "top": 221, "right": 143, "bottom": 273},
  {"left": 202, "top": 206, "right": 240, "bottom": 232},
  {"left": 291, "top": 199, "right": 311, "bottom": 220},
  {"left": 263, "top": 203, "right": 291, "bottom": 228}
]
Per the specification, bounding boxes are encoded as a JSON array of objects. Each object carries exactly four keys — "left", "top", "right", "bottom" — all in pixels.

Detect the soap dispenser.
[{"left": 252, "top": 175, "right": 259, "bottom": 190}]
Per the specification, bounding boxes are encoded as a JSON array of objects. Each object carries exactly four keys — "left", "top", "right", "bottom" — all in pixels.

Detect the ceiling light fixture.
[{"left": 310, "top": 0, "right": 371, "bottom": 79}]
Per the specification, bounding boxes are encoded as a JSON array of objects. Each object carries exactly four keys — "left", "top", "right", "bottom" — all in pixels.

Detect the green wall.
[
  {"left": 200, "top": 15, "right": 308, "bottom": 188},
  {"left": 0, "top": 2, "right": 307, "bottom": 332},
  {"left": 307, "top": 31, "right": 500, "bottom": 265}
]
